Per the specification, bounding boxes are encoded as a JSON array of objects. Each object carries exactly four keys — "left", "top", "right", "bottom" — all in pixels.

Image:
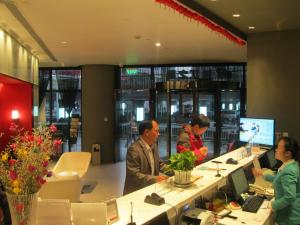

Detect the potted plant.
[{"left": 167, "top": 151, "right": 197, "bottom": 185}]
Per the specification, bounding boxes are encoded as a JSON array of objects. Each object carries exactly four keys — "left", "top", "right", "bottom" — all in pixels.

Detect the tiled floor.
[{"left": 80, "top": 162, "right": 126, "bottom": 202}]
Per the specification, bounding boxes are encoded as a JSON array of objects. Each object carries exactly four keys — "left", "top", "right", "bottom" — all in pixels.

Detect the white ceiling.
[{"left": 0, "top": 0, "right": 299, "bottom": 67}]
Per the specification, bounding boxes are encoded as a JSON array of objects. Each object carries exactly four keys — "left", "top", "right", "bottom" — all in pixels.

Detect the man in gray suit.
[{"left": 123, "top": 120, "right": 167, "bottom": 195}]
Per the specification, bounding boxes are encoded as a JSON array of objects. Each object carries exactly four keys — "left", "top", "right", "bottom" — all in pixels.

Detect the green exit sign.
[{"left": 126, "top": 69, "right": 138, "bottom": 75}]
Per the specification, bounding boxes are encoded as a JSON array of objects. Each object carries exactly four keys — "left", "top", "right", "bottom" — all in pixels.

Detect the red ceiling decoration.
[{"left": 155, "top": 0, "right": 246, "bottom": 46}]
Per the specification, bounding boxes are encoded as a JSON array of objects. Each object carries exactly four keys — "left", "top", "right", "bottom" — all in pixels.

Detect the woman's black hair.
[
  {"left": 279, "top": 137, "right": 300, "bottom": 163},
  {"left": 190, "top": 114, "right": 210, "bottom": 128}
]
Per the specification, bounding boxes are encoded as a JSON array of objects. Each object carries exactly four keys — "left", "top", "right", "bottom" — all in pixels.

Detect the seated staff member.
[
  {"left": 176, "top": 114, "right": 210, "bottom": 165},
  {"left": 253, "top": 137, "right": 300, "bottom": 225},
  {"left": 123, "top": 120, "right": 168, "bottom": 195}
]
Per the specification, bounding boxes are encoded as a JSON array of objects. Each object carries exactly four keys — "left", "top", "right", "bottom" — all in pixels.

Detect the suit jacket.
[
  {"left": 123, "top": 138, "right": 165, "bottom": 195},
  {"left": 264, "top": 161, "right": 300, "bottom": 225}
]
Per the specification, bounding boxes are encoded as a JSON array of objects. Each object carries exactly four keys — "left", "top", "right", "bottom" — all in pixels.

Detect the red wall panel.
[{"left": 0, "top": 76, "right": 33, "bottom": 150}]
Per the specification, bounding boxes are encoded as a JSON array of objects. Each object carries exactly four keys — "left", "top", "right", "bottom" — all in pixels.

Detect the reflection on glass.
[
  {"left": 199, "top": 106, "right": 207, "bottom": 116},
  {"left": 120, "top": 67, "right": 151, "bottom": 89},
  {"left": 156, "top": 93, "right": 168, "bottom": 159},
  {"left": 220, "top": 91, "right": 240, "bottom": 155},
  {"left": 40, "top": 68, "right": 82, "bottom": 152},
  {"left": 115, "top": 90, "right": 150, "bottom": 160},
  {"left": 136, "top": 108, "right": 144, "bottom": 121},
  {"left": 170, "top": 93, "right": 194, "bottom": 155},
  {"left": 198, "top": 94, "right": 215, "bottom": 159}
]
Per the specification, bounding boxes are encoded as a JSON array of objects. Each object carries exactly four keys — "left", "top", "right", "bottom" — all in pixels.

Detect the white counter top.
[{"left": 37, "top": 147, "right": 269, "bottom": 225}]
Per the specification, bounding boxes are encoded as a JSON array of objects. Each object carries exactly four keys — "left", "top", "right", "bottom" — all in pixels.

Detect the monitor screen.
[
  {"left": 239, "top": 117, "right": 275, "bottom": 146},
  {"left": 229, "top": 167, "right": 249, "bottom": 200}
]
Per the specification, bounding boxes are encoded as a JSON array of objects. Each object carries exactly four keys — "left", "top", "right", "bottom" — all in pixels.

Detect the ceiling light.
[
  {"left": 155, "top": 42, "right": 161, "bottom": 47},
  {"left": 248, "top": 26, "right": 256, "bottom": 30},
  {"left": 60, "top": 41, "right": 67, "bottom": 44},
  {"left": 232, "top": 14, "right": 240, "bottom": 18}
]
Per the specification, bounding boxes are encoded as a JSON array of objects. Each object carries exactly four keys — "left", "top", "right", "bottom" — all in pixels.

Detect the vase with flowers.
[{"left": 0, "top": 124, "right": 62, "bottom": 225}]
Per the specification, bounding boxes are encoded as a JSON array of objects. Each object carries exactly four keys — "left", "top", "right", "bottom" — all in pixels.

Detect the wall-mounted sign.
[{"left": 126, "top": 69, "right": 138, "bottom": 75}]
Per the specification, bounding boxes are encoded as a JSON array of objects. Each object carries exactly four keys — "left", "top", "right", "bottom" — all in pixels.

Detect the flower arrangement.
[{"left": 0, "top": 124, "right": 62, "bottom": 195}]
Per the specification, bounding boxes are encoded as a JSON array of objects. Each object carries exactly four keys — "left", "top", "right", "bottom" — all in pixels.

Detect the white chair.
[
  {"left": 38, "top": 175, "right": 82, "bottom": 203},
  {"left": 52, "top": 152, "right": 91, "bottom": 179}
]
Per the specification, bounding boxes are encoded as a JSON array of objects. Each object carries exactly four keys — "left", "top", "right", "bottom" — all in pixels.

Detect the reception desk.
[
  {"left": 37, "top": 147, "right": 272, "bottom": 225},
  {"left": 111, "top": 147, "right": 271, "bottom": 225}
]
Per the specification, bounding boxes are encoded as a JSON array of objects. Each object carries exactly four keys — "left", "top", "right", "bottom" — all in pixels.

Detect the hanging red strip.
[{"left": 155, "top": 0, "right": 246, "bottom": 46}]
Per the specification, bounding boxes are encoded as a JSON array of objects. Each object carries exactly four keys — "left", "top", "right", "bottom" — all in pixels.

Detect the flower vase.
[
  {"left": 174, "top": 170, "right": 192, "bottom": 185},
  {"left": 6, "top": 193, "right": 38, "bottom": 225}
]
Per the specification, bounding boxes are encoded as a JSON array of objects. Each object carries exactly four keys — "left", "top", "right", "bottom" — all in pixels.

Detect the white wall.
[{"left": 0, "top": 28, "right": 38, "bottom": 84}]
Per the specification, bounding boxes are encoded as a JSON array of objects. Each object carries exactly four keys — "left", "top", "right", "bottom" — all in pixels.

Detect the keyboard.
[{"left": 242, "top": 195, "right": 264, "bottom": 213}]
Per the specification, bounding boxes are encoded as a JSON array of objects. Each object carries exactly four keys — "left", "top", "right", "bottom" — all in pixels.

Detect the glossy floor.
[{"left": 80, "top": 161, "right": 126, "bottom": 202}]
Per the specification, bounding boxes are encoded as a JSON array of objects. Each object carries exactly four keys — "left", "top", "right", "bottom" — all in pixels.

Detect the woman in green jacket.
[{"left": 254, "top": 137, "right": 300, "bottom": 225}]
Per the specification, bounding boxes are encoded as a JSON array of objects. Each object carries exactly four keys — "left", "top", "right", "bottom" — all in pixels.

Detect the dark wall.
[
  {"left": 247, "top": 30, "right": 300, "bottom": 141},
  {"left": 82, "top": 65, "right": 116, "bottom": 163}
]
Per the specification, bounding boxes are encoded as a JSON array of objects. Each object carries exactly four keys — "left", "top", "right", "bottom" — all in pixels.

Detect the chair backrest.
[
  {"left": 38, "top": 177, "right": 82, "bottom": 203},
  {"left": 52, "top": 152, "right": 91, "bottom": 178}
]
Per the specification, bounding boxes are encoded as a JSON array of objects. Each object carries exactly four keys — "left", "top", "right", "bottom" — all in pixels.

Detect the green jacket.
[{"left": 264, "top": 161, "right": 300, "bottom": 225}]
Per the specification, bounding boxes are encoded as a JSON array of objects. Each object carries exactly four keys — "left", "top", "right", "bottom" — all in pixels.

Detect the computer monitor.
[
  {"left": 239, "top": 117, "right": 275, "bottom": 147},
  {"left": 244, "top": 163, "right": 255, "bottom": 184},
  {"left": 143, "top": 212, "right": 170, "bottom": 225},
  {"left": 259, "top": 149, "right": 280, "bottom": 170},
  {"left": 229, "top": 167, "right": 249, "bottom": 201}
]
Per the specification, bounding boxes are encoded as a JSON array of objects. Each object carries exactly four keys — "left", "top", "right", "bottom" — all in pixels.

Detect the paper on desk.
[{"left": 197, "top": 166, "right": 226, "bottom": 171}]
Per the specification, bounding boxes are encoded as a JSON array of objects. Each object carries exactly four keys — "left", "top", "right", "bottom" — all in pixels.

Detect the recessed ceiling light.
[
  {"left": 155, "top": 42, "right": 161, "bottom": 47},
  {"left": 60, "top": 41, "right": 67, "bottom": 44},
  {"left": 232, "top": 14, "right": 240, "bottom": 18},
  {"left": 248, "top": 26, "right": 256, "bottom": 30}
]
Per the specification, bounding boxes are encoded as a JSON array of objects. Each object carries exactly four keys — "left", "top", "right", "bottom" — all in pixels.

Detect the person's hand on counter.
[
  {"left": 252, "top": 168, "right": 263, "bottom": 177},
  {"left": 156, "top": 175, "right": 168, "bottom": 183},
  {"left": 200, "top": 146, "right": 208, "bottom": 155}
]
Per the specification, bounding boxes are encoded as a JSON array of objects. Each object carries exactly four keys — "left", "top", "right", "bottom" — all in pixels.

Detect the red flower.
[
  {"left": 36, "top": 136, "right": 43, "bottom": 145},
  {"left": 15, "top": 203, "right": 24, "bottom": 213},
  {"left": 28, "top": 165, "right": 36, "bottom": 172},
  {"left": 50, "top": 124, "right": 57, "bottom": 133},
  {"left": 26, "top": 135, "right": 34, "bottom": 142},
  {"left": 36, "top": 176, "right": 46, "bottom": 185},
  {"left": 8, "top": 159, "right": 17, "bottom": 166},
  {"left": 10, "top": 143, "right": 17, "bottom": 150},
  {"left": 9, "top": 171, "right": 17, "bottom": 180},
  {"left": 54, "top": 139, "right": 63, "bottom": 151},
  {"left": 42, "top": 161, "right": 49, "bottom": 167}
]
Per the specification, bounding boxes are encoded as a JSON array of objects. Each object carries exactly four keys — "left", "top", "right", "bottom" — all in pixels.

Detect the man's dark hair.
[
  {"left": 190, "top": 114, "right": 210, "bottom": 128},
  {"left": 138, "top": 120, "right": 155, "bottom": 135}
]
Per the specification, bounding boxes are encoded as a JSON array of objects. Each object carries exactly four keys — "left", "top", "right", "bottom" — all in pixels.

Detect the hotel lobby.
[{"left": 1, "top": 1, "right": 300, "bottom": 224}]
